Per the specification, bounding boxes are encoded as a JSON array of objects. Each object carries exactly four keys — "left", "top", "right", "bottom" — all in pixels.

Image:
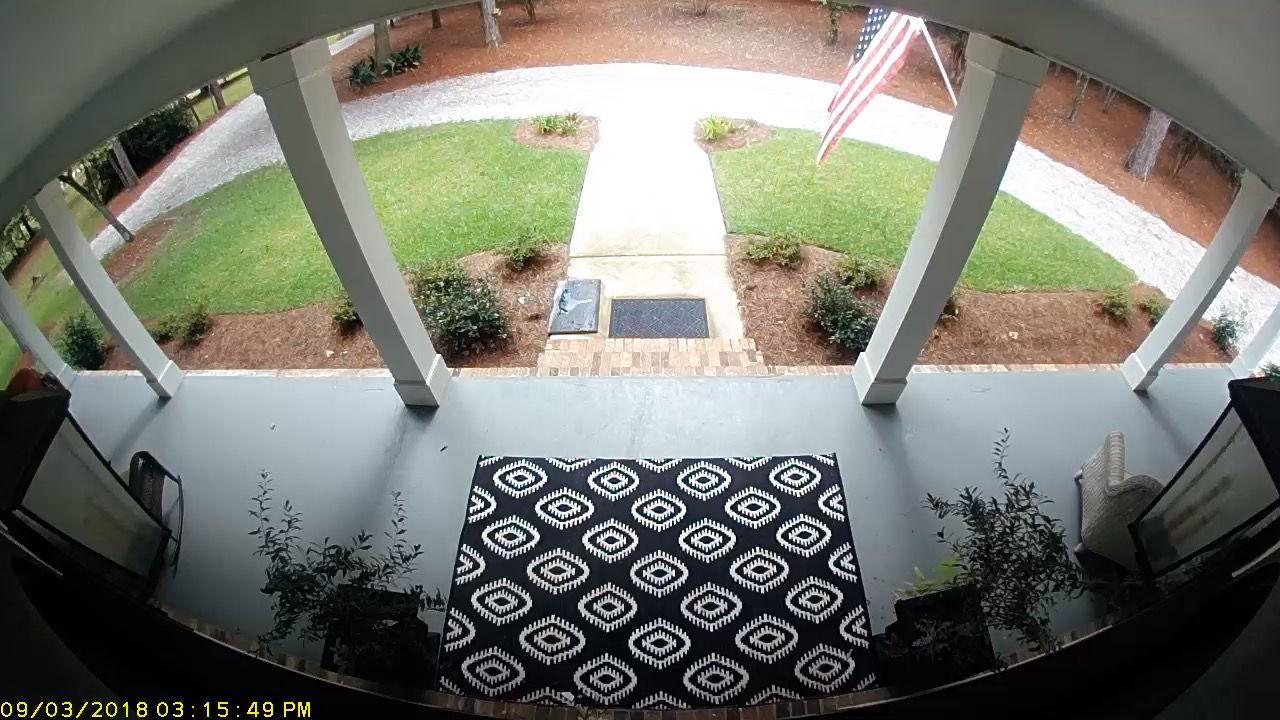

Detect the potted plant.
[
  {"left": 249, "top": 472, "right": 444, "bottom": 687},
  {"left": 881, "top": 430, "right": 1084, "bottom": 687}
]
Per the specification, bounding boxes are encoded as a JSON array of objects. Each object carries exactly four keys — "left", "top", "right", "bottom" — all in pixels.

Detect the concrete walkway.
[
  {"left": 83, "top": 63, "right": 1280, "bottom": 363},
  {"left": 566, "top": 112, "right": 742, "bottom": 337}
]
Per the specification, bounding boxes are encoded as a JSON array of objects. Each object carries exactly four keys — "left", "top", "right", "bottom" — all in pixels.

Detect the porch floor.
[{"left": 66, "top": 366, "right": 1232, "bottom": 658}]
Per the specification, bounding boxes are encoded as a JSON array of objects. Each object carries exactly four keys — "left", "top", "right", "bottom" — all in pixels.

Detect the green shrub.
[
  {"left": 1, "top": 208, "right": 38, "bottom": 272},
  {"left": 833, "top": 255, "right": 886, "bottom": 289},
  {"left": 348, "top": 57, "right": 380, "bottom": 88},
  {"left": 1097, "top": 285, "right": 1131, "bottom": 321},
  {"left": 120, "top": 102, "right": 197, "bottom": 174},
  {"left": 698, "top": 116, "right": 740, "bottom": 141},
  {"left": 940, "top": 291, "right": 960, "bottom": 322},
  {"left": 743, "top": 235, "right": 802, "bottom": 268},
  {"left": 333, "top": 292, "right": 361, "bottom": 333},
  {"left": 1212, "top": 311, "right": 1244, "bottom": 352},
  {"left": 154, "top": 298, "right": 212, "bottom": 346},
  {"left": 1262, "top": 363, "right": 1280, "bottom": 382},
  {"left": 808, "top": 273, "right": 879, "bottom": 352},
  {"left": 500, "top": 230, "right": 551, "bottom": 271},
  {"left": 80, "top": 146, "right": 124, "bottom": 204},
  {"left": 532, "top": 113, "right": 582, "bottom": 136},
  {"left": 410, "top": 261, "right": 508, "bottom": 355},
  {"left": 386, "top": 43, "right": 423, "bottom": 74},
  {"left": 57, "top": 313, "right": 107, "bottom": 370},
  {"left": 1138, "top": 295, "right": 1169, "bottom": 326}
]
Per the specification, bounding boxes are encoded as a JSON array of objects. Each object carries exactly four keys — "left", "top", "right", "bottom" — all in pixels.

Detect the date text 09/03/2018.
[{"left": 0, "top": 701, "right": 311, "bottom": 718}]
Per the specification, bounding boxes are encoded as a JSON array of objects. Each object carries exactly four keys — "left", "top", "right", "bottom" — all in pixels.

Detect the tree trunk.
[
  {"left": 109, "top": 136, "right": 139, "bottom": 188},
  {"left": 480, "top": 0, "right": 501, "bottom": 47},
  {"left": 1125, "top": 108, "right": 1172, "bottom": 181},
  {"left": 57, "top": 173, "right": 134, "bottom": 242},
  {"left": 826, "top": 7, "right": 840, "bottom": 46},
  {"left": 1102, "top": 86, "right": 1119, "bottom": 112},
  {"left": 432, "top": 10, "right": 442, "bottom": 29},
  {"left": 373, "top": 20, "right": 391, "bottom": 68},
  {"left": 1067, "top": 72, "right": 1089, "bottom": 121},
  {"left": 525, "top": 0, "right": 536, "bottom": 22},
  {"left": 185, "top": 96, "right": 202, "bottom": 124},
  {"left": 208, "top": 79, "right": 226, "bottom": 111}
]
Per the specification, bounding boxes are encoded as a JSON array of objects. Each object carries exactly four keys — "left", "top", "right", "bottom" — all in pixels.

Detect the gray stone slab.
[
  {"left": 609, "top": 298, "right": 709, "bottom": 338},
  {"left": 547, "top": 278, "right": 601, "bottom": 334}
]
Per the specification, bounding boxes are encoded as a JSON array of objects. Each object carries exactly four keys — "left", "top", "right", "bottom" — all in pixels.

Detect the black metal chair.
[{"left": 128, "top": 451, "right": 185, "bottom": 572}]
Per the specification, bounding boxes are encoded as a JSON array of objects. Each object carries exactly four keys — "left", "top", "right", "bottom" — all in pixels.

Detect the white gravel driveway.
[{"left": 88, "top": 62, "right": 1280, "bottom": 363}]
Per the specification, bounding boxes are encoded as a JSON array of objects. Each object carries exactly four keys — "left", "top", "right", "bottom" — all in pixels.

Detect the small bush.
[
  {"left": 532, "top": 113, "right": 582, "bottom": 136},
  {"left": 57, "top": 313, "right": 106, "bottom": 370},
  {"left": 500, "top": 230, "right": 551, "bottom": 271},
  {"left": 1097, "top": 285, "right": 1131, "bottom": 321},
  {"left": 1138, "top": 295, "right": 1169, "bottom": 326},
  {"left": 154, "top": 299, "right": 212, "bottom": 346},
  {"left": 348, "top": 57, "right": 380, "bottom": 88},
  {"left": 940, "top": 291, "right": 960, "bottom": 322},
  {"left": 1262, "top": 363, "right": 1280, "bottom": 382},
  {"left": 1212, "top": 311, "right": 1244, "bottom": 353},
  {"left": 698, "top": 116, "right": 740, "bottom": 142},
  {"left": 332, "top": 292, "right": 361, "bottom": 333},
  {"left": 410, "top": 261, "right": 508, "bottom": 355},
  {"left": 387, "top": 43, "right": 422, "bottom": 74},
  {"left": 120, "top": 102, "right": 197, "bottom": 174},
  {"left": 743, "top": 235, "right": 802, "bottom": 268},
  {"left": 833, "top": 255, "right": 886, "bottom": 289},
  {"left": 808, "top": 273, "right": 879, "bottom": 352}
]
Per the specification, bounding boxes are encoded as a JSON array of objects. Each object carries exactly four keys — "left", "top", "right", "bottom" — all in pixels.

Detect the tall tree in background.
[
  {"left": 1126, "top": 108, "right": 1172, "bottom": 181},
  {"left": 57, "top": 173, "right": 134, "bottom": 242},
  {"left": 108, "top": 136, "right": 139, "bottom": 188},
  {"left": 207, "top": 78, "right": 226, "bottom": 111},
  {"left": 479, "top": 0, "right": 501, "bottom": 47},
  {"left": 373, "top": 20, "right": 392, "bottom": 68},
  {"left": 432, "top": 10, "right": 442, "bottom": 29}
]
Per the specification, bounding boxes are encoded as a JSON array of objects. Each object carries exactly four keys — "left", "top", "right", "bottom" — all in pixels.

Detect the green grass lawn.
[
  {"left": 712, "top": 128, "right": 1133, "bottom": 292},
  {"left": 1, "top": 120, "right": 586, "bottom": 379},
  {"left": 190, "top": 71, "right": 254, "bottom": 124}
]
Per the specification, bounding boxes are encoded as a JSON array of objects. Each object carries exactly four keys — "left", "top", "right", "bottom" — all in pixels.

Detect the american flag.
[{"left": 817, "top": 7, "right": 922, "bottom": 164}]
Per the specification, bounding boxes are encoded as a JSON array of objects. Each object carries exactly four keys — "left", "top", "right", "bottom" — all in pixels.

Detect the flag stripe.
[
  {"left": 817, "top": 18, "right": 919, "bottom": 163},
  {"left": 825, "top": 14, "right": 915, "bottom": 115}
]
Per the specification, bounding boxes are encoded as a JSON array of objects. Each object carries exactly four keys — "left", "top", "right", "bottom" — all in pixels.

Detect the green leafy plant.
[
  {"left": 1262, "top": 363, "right": 1280, "bottom": 382},
  {"left": 500, "top": 229, "right": 551, "bottom": 271},
  {"left": 808, "top": 273, "right": 879, "bottom": 353},
  {"left": 926, "top": 429, "right": 1084, "bottom": 651},
  {"left": 698, "top": 116, "right": 741, "bottom": 142},
  {"left": 815, "top": 0, "right": 852, "bottom": 45},
  {"left": 1097, "top": 285, "right": 1131, "bottom": 321},
  {"left": 57, "top": 312, "right": 107, "bottom": 370},
  {"left": 348, "top": 57, "right": 380, "bottom": 88},
  {"left": 1138, "top": 294, "right": 1169, "bottom": 326},
  {"left": 1212, "top": 310, "right": 1244, "bottom": 353},
  {"left": 250, "top": 473, "right": 444, "bottom": 680},
  {"left": 743, "top": 235, "right": 802, "bottom": 268},
  {"left": 532, "top": 112, "right": 582, "bottom": 136},
  {"left": 153, "top": 298, "right": 212, "bottom": 346},
  {"left": 120, "top": 101, "right": 197, "bottom": 174},
  {"left": 332, "top": 291, "right": 361, "bottom": 333},
  {"left": 409, "top": 260, "right": 509, "bottom": 355},
  {"left": 833, "top": 255, "right": 886, "bottom": 290},
  {"left": 387, "top": 43, "right": 422, "bottom": 74},
  {"left": 939, "top": 291, "right": 960, "bottom": 322},
  {"left": 895, "top": 555, "right": 964, "bottom": 601}
]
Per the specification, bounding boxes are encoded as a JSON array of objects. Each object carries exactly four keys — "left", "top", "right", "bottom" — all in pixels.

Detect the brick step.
[{"left": 536, "top": 337, "right": 766, "bottom": 376}]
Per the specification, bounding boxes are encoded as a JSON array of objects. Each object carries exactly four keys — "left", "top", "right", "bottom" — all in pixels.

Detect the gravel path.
[{"left": 88, "top": 62, "right": 1280, "bottom": 363}]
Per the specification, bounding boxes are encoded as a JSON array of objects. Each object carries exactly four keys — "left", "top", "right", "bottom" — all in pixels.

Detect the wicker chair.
[{"left": 1074, "top": 432, "right": 1163, "bottom": 571}]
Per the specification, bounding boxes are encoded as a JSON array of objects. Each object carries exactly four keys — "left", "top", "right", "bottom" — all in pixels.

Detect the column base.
[
  {"left": 853, "top": 354, "right": 907, "bottom": 405},
  {"left": 145, "top": 360, "right": 184, "bottom": 399},
  {"left": 394, "top": 356, "right": 451, "bottom": 407},
  {"left": 1122, "top": 353, "right": 1157, "bottom": 392}
]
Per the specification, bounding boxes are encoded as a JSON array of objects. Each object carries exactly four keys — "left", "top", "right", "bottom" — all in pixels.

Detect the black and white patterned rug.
[{"left": 436, "top": 455, "right": 876, "bottom": 709}]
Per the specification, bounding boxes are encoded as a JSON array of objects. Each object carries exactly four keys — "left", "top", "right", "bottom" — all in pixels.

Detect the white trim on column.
[
  {"left": 1123, "top": 172, "right": 1277, "bottom": 391},
  {"left": 1231, "top": 303, "right": 1280, "bottom": 378},
  {"left": 853, "top": 35, "right": 1048, "bottom": 405},
  {"left": 28, "top": 182, "right": 182, "bottom": 398},
  {"left": 248, "top": 40, "right": 449, "bottom": 407},
  {"left": 0, "top": 278, "right": 76, "bottom": 386}
]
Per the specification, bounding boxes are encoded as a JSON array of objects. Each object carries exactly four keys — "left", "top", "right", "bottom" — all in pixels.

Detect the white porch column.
[
  {"left": 853, "top": 35, "right": 1047, "bottom": 405},
  {"left": 0, "top": 280, "right": 76, "bottom": 386},
  {"left": 1123, "top": 172, "right": 1277, "bottom": 391},
  {"left": 248, "top": 40, "right": 449, "bottom": 407},
  {"left": 1231, "top": 303, "right": 1280, "bottom": 377},
  {"left": 29, "top": 182, "right": 182, "bottom": 397}
]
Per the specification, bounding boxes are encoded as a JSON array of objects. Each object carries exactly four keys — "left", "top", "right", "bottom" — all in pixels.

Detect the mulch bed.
[
  {"left": 694, "top": 119, "right": 772, "bottom": 153},
  {"left": 100, "top": 247, "right": 566, "bottom": 371},
  {"left": 328, "top": 0, "right": 1280, "bottom": 287},
  {"left": 726, "top": 236, "right": 1229, "bottom": 366},
  {"left": 512, "top": 116, "right": 598, "bottom": 151}
]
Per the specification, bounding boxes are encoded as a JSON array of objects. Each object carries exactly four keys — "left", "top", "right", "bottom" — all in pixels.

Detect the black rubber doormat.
[
  {"left": 609, "top": 298, "right": 709, "bottom": 338},
  {"left": 437, "top": 455, "right": 877, "bottom": 709}
]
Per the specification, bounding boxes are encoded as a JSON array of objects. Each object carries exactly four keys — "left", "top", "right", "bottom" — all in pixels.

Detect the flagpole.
[{"left": 913, "top": 17, "right": 957, "bottom": 107}]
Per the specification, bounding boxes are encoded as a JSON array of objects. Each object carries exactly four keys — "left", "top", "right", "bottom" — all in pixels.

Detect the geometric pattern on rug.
[{"left": 437, "top": 455, "right": 877, "bottom": 709}]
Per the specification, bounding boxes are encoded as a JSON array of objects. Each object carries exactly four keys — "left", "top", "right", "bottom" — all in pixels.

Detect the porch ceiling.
[
  {"left": 65, "top": 367, "right": 1232, "bottom": 657},
  {"left": 1, "top": 1, "right": 1278, "bottom": 220}
]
